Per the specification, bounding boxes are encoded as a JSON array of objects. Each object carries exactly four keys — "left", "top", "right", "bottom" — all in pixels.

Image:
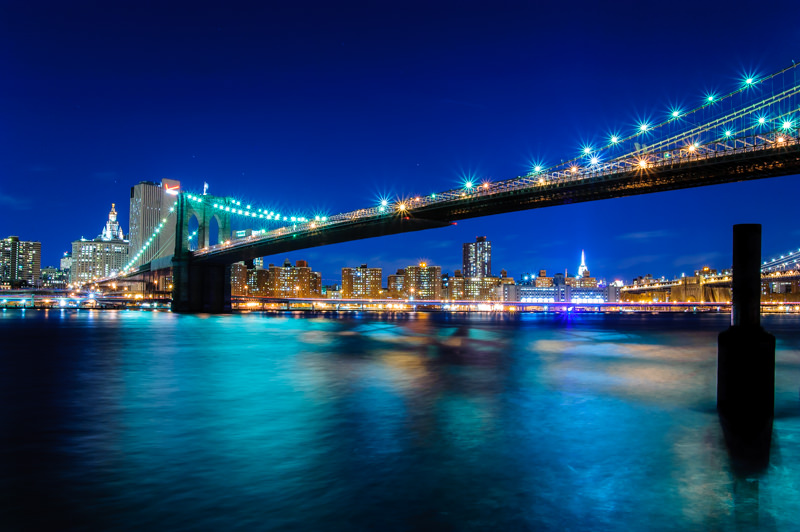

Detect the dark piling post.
[{"left": 717, "top": 224, "right": 775, "bottom": 460}]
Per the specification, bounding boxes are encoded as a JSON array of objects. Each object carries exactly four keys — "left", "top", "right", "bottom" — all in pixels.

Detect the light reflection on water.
[{"left": 1, "top": 310, "right": 799, "bottom": 531}]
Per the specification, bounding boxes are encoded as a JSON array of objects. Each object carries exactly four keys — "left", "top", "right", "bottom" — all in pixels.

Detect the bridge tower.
[{"left": 171, "top": 192, "right": 234, "bottom": 313}]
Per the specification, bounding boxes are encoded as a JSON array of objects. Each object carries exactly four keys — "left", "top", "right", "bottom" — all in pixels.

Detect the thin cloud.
[
  {"left": 617, "top": 230, "right": 672, "bottom": 241},
  {"left": 672, "top": 253, "right": 723, "bottom": 268},
  {"left": 0, "top": 193, "right": 31, "bottom": 210}
]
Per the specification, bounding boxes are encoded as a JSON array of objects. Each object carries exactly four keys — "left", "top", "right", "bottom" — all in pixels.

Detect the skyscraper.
[
  {"left": 463, "top": 236, "right": 491, "bottom": 278},
  {"left": 1, "top": 236, "right": 41, "bottom": 288},
  {"left": 577, "top": 250, "right": 588, "bottom": 278},
  {"left": 129, "top": 179, "right": 180, "bottom": 268},
  {"left": 70, "top": 204, "right": 129, "bottom": 285}
]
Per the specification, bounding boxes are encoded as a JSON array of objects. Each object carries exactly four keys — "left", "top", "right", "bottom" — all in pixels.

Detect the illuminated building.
[
  {"left": 517, "top": 285, "right": 615, "bottom": 303},
  {"left": 40, "top": 266, "right": 69, "bottom": 289},
  {"left": 247, "top": 268, "right": 270, "bottom": 296},
  {"left": 463, "top": 236, "right": 492, "bottom": 278},
  {"left": 387, "top": 269, "right": 405, "bottom": 298},
  {"left": 577, "top": 250, "right": 588, "bottom": 277},
  {"left": 405, "top": 262, "right": 441, "bottom": 300},
  {"left": 267, "top": 259, "right": 320, "bottom": 298},
  {"left": 1, "top": 236, "right": 41, "bottom": 288},
  {"left": 60, "top": 251, "right": 73, "bottom": 272},
  {"left": 342, "top": 264, "right": 382, "bottom": 299},
  {"left": 70, "top": 204, "right": 129, "bottom": 285},
  {"left": 575, "top": 251, "right": 597, "bottom": 287},
  {"left": 464, "top": 276, "right": 500, "bottom": 301},
  {"left": 535, "top": 270, "right": 553, "bottom": 287},
  {"left": 442, "top": 270, "right": 465, "bottom": 300},
  {"left": 128, "top": 179, "right": 180, "bottom": 268},
  {"left": 231, "top": 262, "right": 248, "bottom": 296}
]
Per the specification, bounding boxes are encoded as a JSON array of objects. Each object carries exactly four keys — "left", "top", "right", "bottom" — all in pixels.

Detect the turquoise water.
[{"left": 2, "top": 310, "right": 799, "bottom": 530}]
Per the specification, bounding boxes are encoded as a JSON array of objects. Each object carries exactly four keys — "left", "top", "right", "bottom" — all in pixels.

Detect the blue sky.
[{"left": 2, "top": 1, "right": 800, "bottom": 284}]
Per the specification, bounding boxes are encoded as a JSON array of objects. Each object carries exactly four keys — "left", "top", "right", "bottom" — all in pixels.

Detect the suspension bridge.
[{"left": 107, "top": 63, "right": 800, "bottom": 312}]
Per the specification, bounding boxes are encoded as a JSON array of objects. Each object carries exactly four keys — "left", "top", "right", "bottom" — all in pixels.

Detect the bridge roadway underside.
[
  {"left": 176, "top": 146, "right": 800, "bottom": 313},
  {"left": 197, "top": 146, "right": 800, "bottom": 264}
]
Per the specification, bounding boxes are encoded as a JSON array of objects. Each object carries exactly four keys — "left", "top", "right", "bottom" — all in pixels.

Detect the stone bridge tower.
[{"left": 171, "top": 192, "right": 235, "bottom": 313}]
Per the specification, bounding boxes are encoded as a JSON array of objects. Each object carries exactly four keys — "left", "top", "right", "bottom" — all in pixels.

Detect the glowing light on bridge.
[
  {"left": 590, "top": 156, "right": 599, "bottom": 165},
  {"left": 638, "top": 122, "right": 649, "bottom": 132},
  {"left": 610, "top": 135, "right": 619, "bottom": 144}
]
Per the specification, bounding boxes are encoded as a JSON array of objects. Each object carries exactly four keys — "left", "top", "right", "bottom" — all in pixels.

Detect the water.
[{"left": 2, "top": 310, "right": 799, "bottom": 531}]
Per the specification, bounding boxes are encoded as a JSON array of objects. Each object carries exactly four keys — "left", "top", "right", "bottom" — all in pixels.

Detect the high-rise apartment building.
[
  {"left": 387, "top": 269, "right": 405, "bottom": 298},
  {"left": 1, "top": 236, "right": 41, "bottom": 288},
  {"left": 129, "top": 179, "right": 180, "bottom": 268},
  {"left": 463, "top": 236, "right": 491, "bottom": 278},
  {"left": 70, "top": 204, "right": 129, "bottom": 285},
  {"left": 267, "top": 259, "right": 321, "bottom": 298},
  {"left": 341, "top": 264, "right": 382, "bottom": 299},
  {"left": 405, "top": 262, "right": 441, "bottom": 300}
]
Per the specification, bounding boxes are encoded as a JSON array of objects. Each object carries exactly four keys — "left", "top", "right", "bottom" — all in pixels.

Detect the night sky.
[{"left": 3, "top": 1, "right": 800, "bottom": 284}]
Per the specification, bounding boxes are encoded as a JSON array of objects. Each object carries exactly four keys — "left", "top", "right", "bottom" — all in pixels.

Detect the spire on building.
[
  {"left": 101, "top": 203, "right": 125, "bottom": 241},
  {"left": 577, "top": 250, "right": 588, "bottom": 277}
]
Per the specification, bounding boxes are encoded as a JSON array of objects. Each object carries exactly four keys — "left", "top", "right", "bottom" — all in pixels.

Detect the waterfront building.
[
  {"left": 40, "top": 266, "right": 69, "bottom": 289},
  {"left": 231, "top": 262, "right": 248, "bottom": 296},
  {"left": 519, "top": 285, "right": 569, "bottom": 303},
  {"left": 387, "top": 269, "right": 405, "bottom": 298},
  {"left": 341, "top": 264, "right": 382, "bottom": 299},
  {"left": 267, "top": 259, "right": 320, "bottom": 298},
  {"left": 535, "top": 270, "right": 553, "bottom": 287},
  {"left": 70, "top": 205, "right": 129, "bottom": 285},
  {"left": 405, "top": 262, "right": 441, "bottom": 300},
  {"left": 463, "top": 236, "right": 491, "bottom": 278},
  {"left": 518, "top": 285, "right": 615, "bottom": 304},
  {"left": 464, "top": 276, "right": 501, "bottom": 301},
  {"left": 496, "top": 283, "right": 520, "bottom": 302},
  {"left": 442, "top": 270, "right": 465, "bottom": 300},
  {"left": 60, "top": 251, "right": 73, "bottom": 272},
  {"left": 0, "top": 236, "right": 41, "bottom": 288},
  {"left": 128, "top": 179, "right": 180, "bottom": 268},
  {"left": 247, "top": 268, "right": 270, "bottom": 296}
]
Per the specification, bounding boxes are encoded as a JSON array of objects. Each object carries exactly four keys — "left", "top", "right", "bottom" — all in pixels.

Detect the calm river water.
[{"left": 2, "top": 310, "right": 799, "bottom": 531}]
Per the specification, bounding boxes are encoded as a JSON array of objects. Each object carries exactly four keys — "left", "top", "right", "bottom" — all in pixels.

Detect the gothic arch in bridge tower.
[
  {"left": 176, "top": 194, "right": 233, "bottom": 254},
  {"left": 171, "top": 193, "right": 236, "bottom": 313}
]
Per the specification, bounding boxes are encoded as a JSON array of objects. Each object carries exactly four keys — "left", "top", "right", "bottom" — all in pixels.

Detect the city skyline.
[{"left": 3, "top": 3, "right": 800, "bottom": 282}]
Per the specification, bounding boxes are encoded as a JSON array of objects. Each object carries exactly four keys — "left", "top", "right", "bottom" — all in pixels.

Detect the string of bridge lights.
[
  {"left": 526, "top": 63, "right": 800, "bottom": 176},
  {"left": 184, "top": 193, "right": 329, "bottom": 225},
  {"left": 121, "top": 207, "right": 177, "bottom": 274},
  {"left": 161, "top": 63, "right": 800, "bottom": 258}
]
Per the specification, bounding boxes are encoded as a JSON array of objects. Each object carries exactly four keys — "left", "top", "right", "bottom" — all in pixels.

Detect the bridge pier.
[
  {"left": 172, "top": 259, "right": 232, "bottom": 313},
  {"left": 171, "top": 192, "right": 233, "bottom": 314},
  {"left": 718, "top": 224, "right": 775, "bottom": 463}
]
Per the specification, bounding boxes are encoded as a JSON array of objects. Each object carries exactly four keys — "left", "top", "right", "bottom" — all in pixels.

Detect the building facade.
[
  {"left": 0, "top": 236, "right": 41, "bottom": 288},
  {"left": 341, "top": 264, "right": 382, "bottom": 299},
  {"left": 405, "top": 263, "right": 441, "bottom": 300},
  {"left": 129, "top": 179, "right": 180, "bottom": 268},
  {"left": 387, "top": 269, "right": 405, "bottom": 298},
  {"left": 70, "top": 204, "right": 129, "bottom": 285},
  {"left": 463, "top": 236, "right": 492, "bottom": 278}
]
